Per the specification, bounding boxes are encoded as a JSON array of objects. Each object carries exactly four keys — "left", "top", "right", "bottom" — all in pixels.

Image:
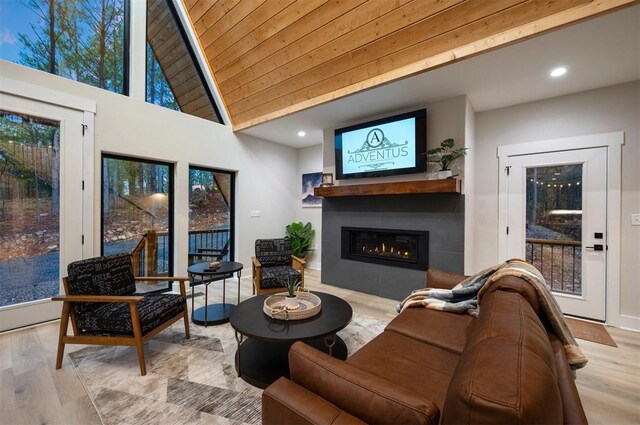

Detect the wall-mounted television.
[{"left": 335, "top": 109, "right": 426, "bottom": 180}]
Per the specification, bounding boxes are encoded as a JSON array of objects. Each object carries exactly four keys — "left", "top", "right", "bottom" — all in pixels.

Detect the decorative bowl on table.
[
  {"left": 263, "top": 291, "right": 322, "bottom": 321},
  {"left": 205, "top": 261, "right": 221, "bottom": 271}
]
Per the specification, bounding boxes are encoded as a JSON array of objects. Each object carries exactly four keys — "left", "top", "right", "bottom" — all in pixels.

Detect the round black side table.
[{"left": 187, "top": 261, "right": 243, "bottom": 326}]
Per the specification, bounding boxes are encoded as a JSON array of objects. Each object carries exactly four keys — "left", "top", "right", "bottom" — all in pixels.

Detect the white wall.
[
  {"left": 463, "top": 98, "right": 476, "bottom": 274},
  {"left": 474, "top": 81, "right": 640, "bottom": 327},
  {"left": 1, "top": 61, "right": 299, "bottom": 276},
  {"left": 296, "top": 145, "right": 323, "bottom": 270}
]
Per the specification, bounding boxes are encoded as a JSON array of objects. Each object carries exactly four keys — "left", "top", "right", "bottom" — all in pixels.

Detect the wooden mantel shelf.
[{"left": 314, "top": 179, "right": 460, "bottom": 198}]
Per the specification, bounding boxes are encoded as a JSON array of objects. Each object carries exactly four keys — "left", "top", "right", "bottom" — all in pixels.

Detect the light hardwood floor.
[{"left": 0, "top": 269, "right": 638, "bottom": 424}]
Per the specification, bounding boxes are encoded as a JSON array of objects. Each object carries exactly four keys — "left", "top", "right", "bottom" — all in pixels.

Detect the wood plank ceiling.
[{"left": 182, "top": 0, "right": 637, "bottom": 130}]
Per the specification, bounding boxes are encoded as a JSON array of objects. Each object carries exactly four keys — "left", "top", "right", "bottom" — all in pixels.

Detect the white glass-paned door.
[
  {"left": 0, "top": 93, "right": 85, "bottom": 331},
  {"left": 506, "top": 148, "right": 607, "bottom": 321}
]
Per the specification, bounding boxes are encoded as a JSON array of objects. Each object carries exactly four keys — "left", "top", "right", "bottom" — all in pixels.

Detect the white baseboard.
[
  {"left": 619, "top": 314, "right": 640, "bottom": 332},
  {"left": 306, "top": 263, "right": 321, "bottom": 271}
]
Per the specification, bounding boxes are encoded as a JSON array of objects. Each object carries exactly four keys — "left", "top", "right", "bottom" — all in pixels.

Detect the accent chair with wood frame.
[
  {"left": 252, "top": 238, "right": 306, "bottom": 295},
  {"left": 52, "top": 253, "right": 190, "bottom": 376}
]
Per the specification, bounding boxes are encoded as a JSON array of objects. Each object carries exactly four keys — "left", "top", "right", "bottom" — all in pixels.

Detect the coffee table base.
[
  {"left": 235, "top": 336, "right": 347, "bottom": 389},
  {"left": 191, "top": 303, "right": 235, "bottom": 326}
]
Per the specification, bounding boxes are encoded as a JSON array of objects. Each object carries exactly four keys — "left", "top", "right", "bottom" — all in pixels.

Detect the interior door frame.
[
  {"left": 497, "top": 132, "right": 623, "bottom": 326},
  {"left": 0, "top": 76, "right": 95, "bottom": 331}
]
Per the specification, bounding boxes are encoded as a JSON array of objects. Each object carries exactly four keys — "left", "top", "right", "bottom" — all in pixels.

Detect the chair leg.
[
  {"left": 55, "top": 302, "right": 71, "bottom": 369},
  {"left": 129, "top": 304, "right": 146, "bottom": 376},
  {"left": 182, "top": 303, "right": 190, "bottom": 339}
]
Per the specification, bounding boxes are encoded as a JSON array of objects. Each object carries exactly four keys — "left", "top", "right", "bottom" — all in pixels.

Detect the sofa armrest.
[
  {"left": 288, "top": 342, "right": 440, "bottom": 425},
  {"left": 548, "top": 333, "right": 588, "bottom": 425},
  {"left": 263, "top": 377, "right": 366, "bottom": 425},
  {"left": 426, "top": 268, "right": 467, "bottom": 290}
]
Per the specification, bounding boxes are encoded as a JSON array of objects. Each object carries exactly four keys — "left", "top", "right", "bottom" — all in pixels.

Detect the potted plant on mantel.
[
  {"left": 425, "top": 138, "right": 468, "bottom": 179},
  {"left": 283, "top": 275, "right": 301, "bottom": 309}
]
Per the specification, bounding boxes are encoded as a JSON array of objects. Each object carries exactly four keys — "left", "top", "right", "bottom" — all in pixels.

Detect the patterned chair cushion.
[
  {"left": 66, "top": 253, "right": 136, "bottom": 315},
  {"left": 260, "top": 266, "right": 301, "bottom": 289},
  {"left": 75, "top": 294, "right": 186, "bottom": 336},
  {"left": 255, "top": 238, "right": 292, "bottom": 267}
]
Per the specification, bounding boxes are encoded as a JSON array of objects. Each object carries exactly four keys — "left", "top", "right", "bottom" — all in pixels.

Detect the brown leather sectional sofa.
[{"left": 262, "top": 269, "right": 588, "bottom": 424}]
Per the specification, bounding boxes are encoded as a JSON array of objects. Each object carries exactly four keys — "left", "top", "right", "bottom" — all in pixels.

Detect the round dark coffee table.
[
  {"left": 229, "top": 292, "right": 353, "bottom": 389},
  {"left": 187, "top": 261, "right": 243, "bottom": 326}
]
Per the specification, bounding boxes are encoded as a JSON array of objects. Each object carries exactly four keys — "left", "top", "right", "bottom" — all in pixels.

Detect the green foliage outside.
[
  {"left": 285, "top": 221, "right": 314, "bottom": 258},
  {"left": 17, "top": 0, "right": 127, "bottom": 94},
  {"left": 0, "top": 113, "right": 59, "bottom": 212},
  {"left": 13, "top": 0, "right": 178, "bottom": 109},
  {"left": 146, "top": 42, "right": 180, "bottom": 110}
]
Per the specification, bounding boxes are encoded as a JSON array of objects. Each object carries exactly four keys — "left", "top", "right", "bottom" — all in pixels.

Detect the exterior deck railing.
[
  {"left": 131, "top": 228, "right": 230, "bottom": 276},
  {"left": 525, "top": 238, "right": 582, "bottom": 295}
]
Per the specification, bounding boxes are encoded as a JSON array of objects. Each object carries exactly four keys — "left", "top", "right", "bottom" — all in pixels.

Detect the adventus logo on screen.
[{"left": 342, "top": 117, "right": 416, "bottom": 174}]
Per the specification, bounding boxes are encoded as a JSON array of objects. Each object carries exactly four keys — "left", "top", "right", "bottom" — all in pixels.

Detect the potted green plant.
[
  {"left": 285, "top": 222, "right": 314, "bottom": 258},
  {"left": 425, "top": 138, "right": 468, "bottom": 179},
  {"left": 283, "top": 275, "right": 301, "bottom": 309}
]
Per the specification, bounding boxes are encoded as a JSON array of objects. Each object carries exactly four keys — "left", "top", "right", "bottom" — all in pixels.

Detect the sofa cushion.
[
  {"left": 76, "top": 293, "right": 186, "bottom": 336},
  {"left": 385, "top": 308, "right": 475, "bottom": 355},
  {"left": 441, "top": 290, "right": 562, "bottom": 424},
  {"left": 347, "top": 331, "right": 460, "bottom": 410}
]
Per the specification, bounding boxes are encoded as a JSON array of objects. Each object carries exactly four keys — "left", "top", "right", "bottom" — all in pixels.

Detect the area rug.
[
  {"left": 68, "top": 313, "right": 387, "bottom": 425},
  {"left": 565, "top": 317, "right": 617, "bottom": 347}
]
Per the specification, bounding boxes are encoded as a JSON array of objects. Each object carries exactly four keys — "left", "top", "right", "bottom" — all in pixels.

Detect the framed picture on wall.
[{"left": 302, "top": 172, "right": 322, "bottom": 208}]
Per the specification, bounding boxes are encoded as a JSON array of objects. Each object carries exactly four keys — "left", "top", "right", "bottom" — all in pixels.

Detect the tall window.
[
  {"left": 102, "top": 155, "right": 173, "bottom": 290},
  {"left": 146, "top": 0, "right": 223, "bottom": 123},
  {"left": 0, "top": 0, "right": 129, "bottom": 94},
  {"left": 146, "top": 43, "right": 179, "bottom": 111},
  {"left": 188, "top": 167, "right": 234, "bottom": 265}
]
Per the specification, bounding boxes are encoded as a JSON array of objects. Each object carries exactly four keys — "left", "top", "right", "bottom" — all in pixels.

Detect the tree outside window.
[{"left": 0, "top": 0, "right": 127, "bottom": 94}]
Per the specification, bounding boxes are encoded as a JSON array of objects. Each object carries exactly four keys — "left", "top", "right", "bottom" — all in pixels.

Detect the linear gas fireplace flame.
[{"left": 341, "top": 227, "right": 428, "bottom": 270}]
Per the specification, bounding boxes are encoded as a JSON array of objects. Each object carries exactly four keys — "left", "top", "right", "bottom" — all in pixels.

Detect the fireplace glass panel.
[
  {"left": 342, "top": 227, "right": 428, "bottom": 270},
  {"left": 351, "top": 231, "right": 418, "bottom": 262}
]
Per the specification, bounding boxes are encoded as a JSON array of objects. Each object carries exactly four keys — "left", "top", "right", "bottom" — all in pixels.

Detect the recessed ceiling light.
[
  {"left": 550, "top": 67, "right": 567, "bottom": 78},
  {"left": 297, "top": 130, "right": 306, "bottom": 137}
]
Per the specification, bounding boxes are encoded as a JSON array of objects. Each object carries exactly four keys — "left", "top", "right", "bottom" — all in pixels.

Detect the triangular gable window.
[{"left": 146, "top": 0, "right": 223, "bottom": 123}]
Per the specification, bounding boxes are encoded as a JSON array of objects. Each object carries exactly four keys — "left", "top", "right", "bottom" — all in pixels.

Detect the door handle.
[{"left": 585, "top": 244, "right": 604, "bottom": 251}]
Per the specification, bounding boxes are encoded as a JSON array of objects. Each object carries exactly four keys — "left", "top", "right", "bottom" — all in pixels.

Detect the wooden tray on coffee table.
[{"left": 263, "top": 291, "right": 321, "bottom": 320}]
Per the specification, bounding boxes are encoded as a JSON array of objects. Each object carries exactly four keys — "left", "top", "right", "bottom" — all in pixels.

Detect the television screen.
[{"left": 335, "top": 109, "right": 426, "bottom": 180}]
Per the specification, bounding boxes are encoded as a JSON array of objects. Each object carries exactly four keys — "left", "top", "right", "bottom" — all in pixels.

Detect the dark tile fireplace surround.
[{"left": 322, "top": 193, "right": 464, "bottom": 300}]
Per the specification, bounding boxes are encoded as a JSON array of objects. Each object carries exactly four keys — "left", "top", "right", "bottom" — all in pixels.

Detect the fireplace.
[{"left": 341, "top": 227, "right": 428, "bottom": 270}]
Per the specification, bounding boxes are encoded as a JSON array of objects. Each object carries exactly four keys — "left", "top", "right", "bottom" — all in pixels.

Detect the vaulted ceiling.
[{"left": 182, "top": 0, "right": 637, "bottom": 130}]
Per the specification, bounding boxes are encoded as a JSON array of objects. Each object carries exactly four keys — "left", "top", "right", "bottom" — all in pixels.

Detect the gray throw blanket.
[{"left": 396, "top": 259, "right": 588, "bottom": 369}]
